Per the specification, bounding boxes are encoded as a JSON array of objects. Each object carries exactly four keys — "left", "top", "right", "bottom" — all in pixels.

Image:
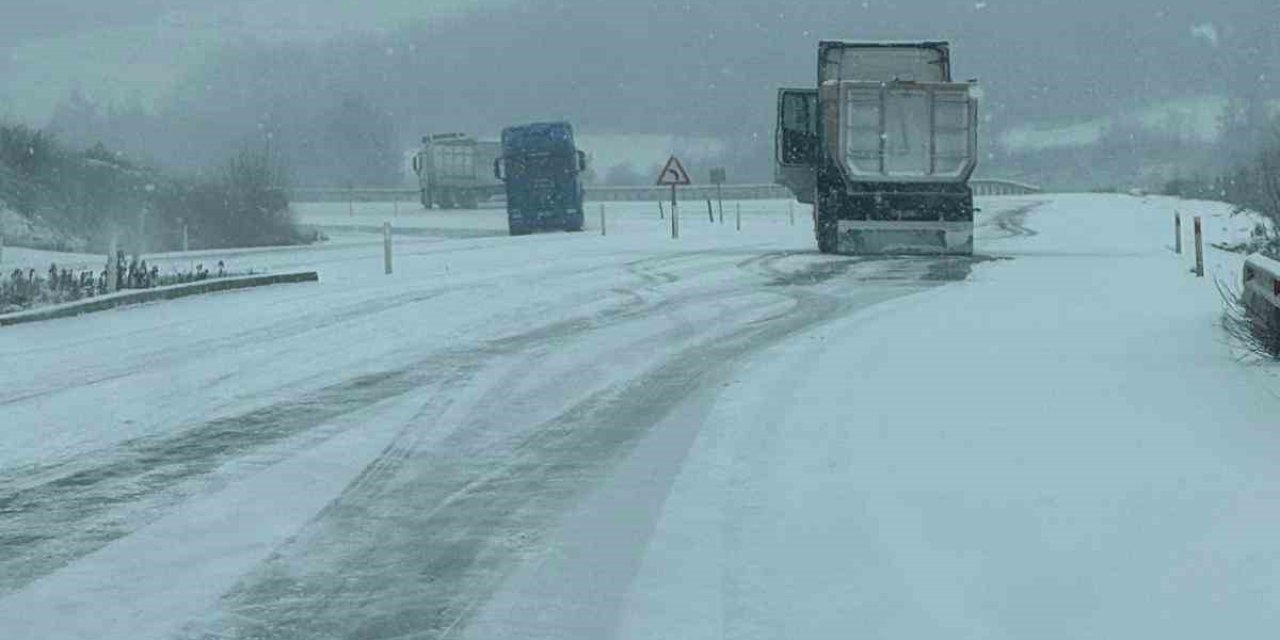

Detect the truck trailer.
[
  {"left": 775, "top": 41, "right": 979, "bottom": 254},
  {"left": 412, "top": 133, "right": 503, "bottom": 209}
]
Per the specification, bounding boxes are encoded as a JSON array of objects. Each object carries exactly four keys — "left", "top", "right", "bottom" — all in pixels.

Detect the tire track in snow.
[
  {"left": 0, "top": 251, "right": 770, "bottom": 598},
  {"left": 0, "top": 284, "right": 673, "bottom": 597},
  {"left": 183, "top": 252, "right": 987, "bottom": 640}
]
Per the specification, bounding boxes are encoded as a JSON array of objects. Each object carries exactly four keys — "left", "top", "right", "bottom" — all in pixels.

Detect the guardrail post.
[
  {"left": 1194, "top": 216, "right": 1204, "bottom": 277},
  {"left": 1174, "top": 213, "right": 1182, "bottom": 254},
  {"left": 600, "top": 204, "right": 606, "bottom": 237},
  {"left": 383, "top": 222, "right": 393, "bottom": 275}
]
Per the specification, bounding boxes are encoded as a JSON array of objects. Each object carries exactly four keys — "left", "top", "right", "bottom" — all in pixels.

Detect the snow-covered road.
[{"left": 2, "top": 195, "right": 1278, "bottom": 639}]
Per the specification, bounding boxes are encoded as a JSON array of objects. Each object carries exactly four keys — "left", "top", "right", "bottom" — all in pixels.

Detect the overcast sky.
[
  {"left": 0, "top": 0, "right": 494, "bottom": 121},
  {"left": 2, "top": 0, "right": 1276, "bottom": 141}
]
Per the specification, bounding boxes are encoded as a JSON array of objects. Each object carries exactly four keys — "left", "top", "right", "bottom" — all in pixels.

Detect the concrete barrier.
[
  {"left": 0, "top": 271, "right": 319, "bottom": 327},
  {"left": 1242, "top": 253, "right": 1280, "bottom": 336}
]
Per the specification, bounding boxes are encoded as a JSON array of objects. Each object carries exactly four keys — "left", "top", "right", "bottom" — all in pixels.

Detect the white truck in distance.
[{"left": 412, "top": 133, "right": 504, "bottom": 209}]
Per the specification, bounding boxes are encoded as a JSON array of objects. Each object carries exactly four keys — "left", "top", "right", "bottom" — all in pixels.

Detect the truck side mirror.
[
  {"left": 577, "top": 150, "right": 587, "bottom": 172},
  {"left": 412, "top": 154, "right": 421, "bottom": 174},
  {"left": 776, "top": 89, "right": 819, "bottom": 167},
  {"left": 493, "top": 157, "right": 505, "bottom": 181}
]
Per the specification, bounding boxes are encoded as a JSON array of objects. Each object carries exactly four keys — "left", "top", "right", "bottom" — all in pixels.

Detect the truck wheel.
[
  {"left": 459, "top": 192, "right": 479, "bottom": 209},
  {"left": 509, "top": 225, "right": 531, "bottom": 236},
  {"left": 420, "top": 189, "right": 433, "bottom": 209},
  {"left": 816, "top": 221, "right": 838, "bottom": 253},
  {"left": 565, "top": 211, "right": 584, "bottom": 232},
  {"left": 814, "top": 190, "right": 838, "bottom": 253}
]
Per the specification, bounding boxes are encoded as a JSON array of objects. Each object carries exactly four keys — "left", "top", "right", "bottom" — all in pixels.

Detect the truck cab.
[
  {"left": 776, "top": 41, "right": 979, "bottom": 255},
  {"left": 494, "top": 122, "right": 587, "bottom": 235}
]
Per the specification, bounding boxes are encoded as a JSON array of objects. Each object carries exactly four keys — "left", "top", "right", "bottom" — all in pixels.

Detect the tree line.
[{"left": 1, "top": 122, "right": 308, "bottom": 253}]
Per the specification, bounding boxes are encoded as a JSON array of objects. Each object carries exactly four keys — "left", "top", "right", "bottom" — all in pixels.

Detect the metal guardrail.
[
  {"left": 587, "top": 184, "right": 790, "bottom": 202},
  {"left": 289, "top": 184, "right": 792, "bottom": 203},
  {"left": 969, "top": 179, "right": 1042, "bottom": 196},
  {"left": 1, "top": 271, "right": 320, "bottom": 327},
  {"left": 292, "top": 179, "right": 1041, "bottom": 204},
  {"left": 1243, "top": 253, "right": 1280, "bottom": 332}
]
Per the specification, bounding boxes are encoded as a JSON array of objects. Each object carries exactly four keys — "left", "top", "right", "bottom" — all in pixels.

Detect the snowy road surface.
[{"left": 2, "top": 196, "right": 1279, "bottom": 639}]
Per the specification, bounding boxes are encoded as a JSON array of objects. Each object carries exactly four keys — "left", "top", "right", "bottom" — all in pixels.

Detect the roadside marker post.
[
  {"left": 600, "top": 204, "right": 607, "bottom": 237},
  {"left": 706, "top": 199, "right": 714, "bottom": 223},
  {"left": 1193, "top": 216, "right": 1204, "bottom": 278},
  {"left": 736, "top": 202, "right": 741, "bottom": 231},
  {"left": 383, "top": 222, "right": 393, "bottom": 275},
  {"left": 656, "top": 155, "right": 691, "bottom": 240},
  {"left": 182, "top": 224, "right": 190, "bottom": 252},
  {"left": 349, "top": 185, "right": 355, "bottom": 217},
  {"left": 1175, "top": 212, "right": 1182, "bottom": 254},
  {"left": 789, "top": 200, "right": 795, "bottom": 226},
  {"left": 658, "top": 199, "right": 665, "bottom": 220}
]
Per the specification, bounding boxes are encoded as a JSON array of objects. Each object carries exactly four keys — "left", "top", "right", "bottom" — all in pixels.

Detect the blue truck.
[{"left": 493, "top": 122, "right": 587, "bottom": 236}]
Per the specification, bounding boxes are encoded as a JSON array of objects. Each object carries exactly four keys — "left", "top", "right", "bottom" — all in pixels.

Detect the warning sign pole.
[
  {"left": 671, "top": 184, "right": 679, "bottom": 239},
  {"left": 655, "top": 155, "right": 691, "bottom": 241}
]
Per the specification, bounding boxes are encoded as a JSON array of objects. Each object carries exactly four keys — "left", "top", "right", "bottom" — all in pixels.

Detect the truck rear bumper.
[{"left": 836, "top": 220, "right": 973, "bottom": 255}]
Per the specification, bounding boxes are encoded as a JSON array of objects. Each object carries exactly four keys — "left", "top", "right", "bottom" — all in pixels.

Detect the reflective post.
[
  {"left": 383, "top": 222, "right": 393, "bottom": 275},
  {"left": 1174, "top": 212, "right": 1182, "bottom": 254},
  {"left": 735, "top": 202, "right": 741, "bottom": 232},
  {"left": 600, "top": 204, "right": 607, "bottom": 237},
  {"left": 706, "top": 199, "right": 714, "bottom": 223},
  {"left": 789, "top": 200, "right": 795, "bottom": 226},
  {"left": 1193, "top": 216, "right": 1204, "bottom": 278}
]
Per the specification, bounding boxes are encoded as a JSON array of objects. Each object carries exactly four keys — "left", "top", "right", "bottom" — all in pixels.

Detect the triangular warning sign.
[{"left": 655, "top": 155, "right": 692, "bottom": 186}]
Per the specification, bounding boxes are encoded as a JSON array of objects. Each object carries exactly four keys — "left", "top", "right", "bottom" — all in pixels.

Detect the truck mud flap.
[{"left": 836, "top": 220, "right": 973, "bottom": 255}]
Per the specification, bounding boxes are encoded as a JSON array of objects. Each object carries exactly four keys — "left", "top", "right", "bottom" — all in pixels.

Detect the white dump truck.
[
  {"left": 775, "top": 41, "right": 980, "bottom": 254},
  {"left": 412, "top": 133, "right": 503, "bottom": 209}
]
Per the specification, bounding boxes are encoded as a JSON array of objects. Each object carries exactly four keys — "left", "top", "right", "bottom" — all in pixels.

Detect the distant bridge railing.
[{"left": 291, "top": 179, "right": 1041, "bottom": 205}]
